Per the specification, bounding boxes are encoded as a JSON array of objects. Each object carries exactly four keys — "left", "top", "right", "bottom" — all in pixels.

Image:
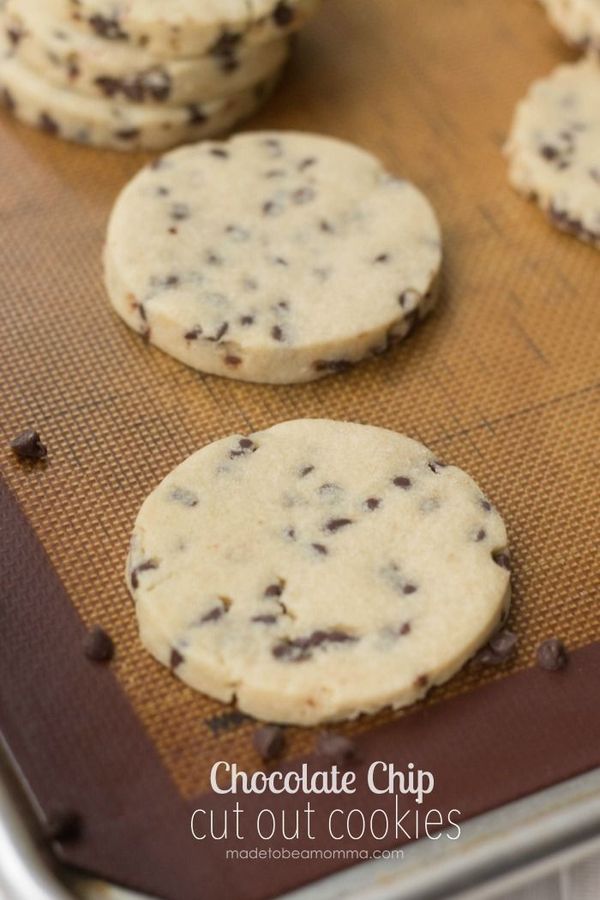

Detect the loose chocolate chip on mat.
[
  {"left": 10, "top": 429, "right": 47, "bottom": 461},
  {"left": 537, "top": 638, "right": 568, "bottom": 671},
  {"left": 44, "top": 807, "right": 82, "bottom": 843},
  {"left": 83, "top": 626, "right": 114, "bottom": 663},
  {"left": 472, "top": 628, "right": 518, "bottom": 667},
  {"left": 316, "top": 732, "right": 360, "bottom": 766},
  {"left": 253, "top": 724, "right": 286, "bottom": 762}
]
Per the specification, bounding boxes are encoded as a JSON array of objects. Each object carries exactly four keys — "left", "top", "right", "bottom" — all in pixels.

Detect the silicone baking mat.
[{"left": 0, "top": 1, "right": 599, "bottom": 898}]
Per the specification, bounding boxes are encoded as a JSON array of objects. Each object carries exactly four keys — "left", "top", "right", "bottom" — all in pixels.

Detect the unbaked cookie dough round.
[
  {"left": 505, "top": 59, "right": 600, "bottom": 247},
  {"left": 540, "top": 0, "right": 600, "bottom": 52},
  {"left": 105, "top": 131, "right": 442, "bottom": 383},
  {"left": 42, "top": 0, "right": 322, "bottom": 60},
  {"left": 127, "top": 419, "right": 511, "bottom": 726},
  {"left": 5, "top": 0, "right": 290, "bottom": 107},
  {"left": 0, "top": 36, "right": 279, "bottom": 151}
]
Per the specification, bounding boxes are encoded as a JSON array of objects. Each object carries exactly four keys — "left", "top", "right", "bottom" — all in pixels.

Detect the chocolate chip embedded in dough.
[
  {"left": 169, "top": 486, "right": 199, "bottom": 507},
  {"left": 324, "top": 518, "right": 353, "bottom": 533},
  {"left": 492, "top": 551, "right": 511, "bottom": 571},
  {"left": 273, "top": 2, "right": 295, "bottom": 27},
  {"left": 273, "top": 629, "right": 357, "bottom": 662},
  {"left": 253, "top": 724, "right": 286, "bottom": 761},
  {"left": 130, "top": 559, "right": 158, "bottom": 589},
  {"left": 39, "top": 112, "right": 59, "bottom": 135},
  {"left": 393, "top": 476, "right": 411, "bottom": 489},
  {"left": 170, "top": 648, "right": 184, "bottom": 669},
  {"left": 88, "top": 14, "right": 127, "bottom": 40}
]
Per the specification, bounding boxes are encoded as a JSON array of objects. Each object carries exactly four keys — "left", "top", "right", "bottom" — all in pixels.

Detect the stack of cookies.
[{"left": 0, "top": 0, "right": 322, "bottom": 151}]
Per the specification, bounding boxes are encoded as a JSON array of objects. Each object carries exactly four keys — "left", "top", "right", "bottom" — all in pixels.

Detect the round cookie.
[
  {"left": 540, "top": 0, "right": 600, "bottom": 52},
  {"left": 42, "top": 0, "right": 322, "bottom": 60},
  {"left": 104, "top": 132, "right": 442, "bottom": 383},
  {"left": 127, "top": 419, "right": 511, "bottom": 726},
  {"left": 505, "top": 59, "right": 600, "bottom": 247},
  {"left": 0, "top": 38, "right": 280, "bottom": 151},
  {"left": 5, "top": 0, "right": 290, "bottom": 106}
]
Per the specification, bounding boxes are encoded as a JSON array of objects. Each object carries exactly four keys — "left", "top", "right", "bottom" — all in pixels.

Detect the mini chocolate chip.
[
  {"left": 473, "top": 629, "right": 517, "bottom": 667},
  {"left": 476, "top": 529, "right": 486, "bottom": 542},
  {"left": 169, "top": 486, "right": 198, "bottom": 507},
  {"left": 298, "top": 157, "right": 317, "bottom": 170},
  {"left": 210, "top": 146, "right": 229, "bottom": 158},
  {"left": 252, "top": 614, "right": 278, "bottom": 625},
  {"left": 313, "top": 359, "right": 353, "bottom": 373},
  {"left": 171, "top": 202, "right": 190, "bottom": 221},
  {"left": 253, "top": 724, "right": 286, "bottom": 761},
  {"left": 540, "top": 145, "right": 559, "bottom": 160},
  {"left": 492, "top": 551, "right": 511, "bottom": 571},
  {"left": 264, "top": 583, "right": 283, "bottom": 597},
  {"left": 300, "top": 465, "right": 315, "bottom": 477},
  {"left": 170, "top": 648, "right": 184, "bottom": 669},
  {"left": 537, "top": 638, "right": 568, "bottom": 671},
  {"left": 428, "top": 460, "right": 447, "bottom": 473},
  {"left": 415, "top": 674, "right": 429, "bottom": 688},
  {"left": 83, "top": 626, "right": 114, "bottom": 662},
  {"left": 89, "top": 14, "right": 127, "bottom": 40},
  {"left": 316, "top": 732, "right": 359, "bottom": 766},
  {"left": 44, "top": 808, "right": 82, "bottom": 843},
  {"left": 399, "top": 621, "right": 411, "bottom": 635},
  {"left": 240, "top": 315, "right": 254, "bottom": 326},
  {"left": 320, "top": 219, "right": 334, "bottom": 233},
  {"left": 393, "top": 476, "right": 411, "bottom": 489},
  {"left": 206, "top": 710, "right": 248, "bottom": 735},
  {"left": 201, "top": 606, "right": 224, "bottom": 623},
  {"left": 6, "top": 26, "right": 23, "bottom": 46},
  {"left": 274, "top": 630, "right": 356, "bottom": 662},
  {"left": 188, "top": 105, "right": 207, "bottom": 125},
  {"left": 481, "top": 499, "right": 492, "bottom": 512},
  {"left": 374, "top": 253, "right": 390, "bottom": 263},
  {"left": 114, "top": 127, "right": 140, "bottom": 140},
  {"left": 225, "top": 355, "right": 242, "bottom": 367},
  {"left": 403, "top": 583, "right": 418, "bottom": 595},
  {"left": 366, "top": 497, "right": 381, "bottom": 510},
  {"left": 324, "top": 518, "right": 353, "bottom": 532},
  {"left": 185, "top": 326, "right": 202, "bottom": 340},
  {"left": 10, "top": 429, "right": 47, "bottom": 461},
  {"left": 39, "top": 113, "right": 59, "bottom": 135},
  {"left": 312, "top": 543, "right": 328, "bottom": 555},
  {"left": 273, "top": 1, "right": 295, "bottom": 26},
  {"left": 2, "top": 88, "right": 15, "bottom": 112},
  {"left": 229, "top": 437, "right": 256, "bottom": 459},
  {"left": 130, "top": 559, "right": 158, "bottom": 590},
  {"left": 209, "top": 30, "right": 242, "bottom": 57}
]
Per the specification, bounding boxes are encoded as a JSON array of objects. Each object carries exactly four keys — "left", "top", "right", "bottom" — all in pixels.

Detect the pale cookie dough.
[
  {"left": 5, "top": 0, "right": 290, "bottom": 106},
  {"left": 0, "top": 37, "right": 280, "bottom": 151},
  {"left": 104, "top": 132, "right": 442, "bottom": 383},
  {"left": 505, "top": 59, "right": 600, "bottom": 247},
  {"left": 540, "top": 0, "right": 600, "bottom": 52},
  {"left": 127, "top": 420, "right": 511, "bottom": 726},
  {"left": 42, "top": 0, "right": 322, "bottom": 60}
]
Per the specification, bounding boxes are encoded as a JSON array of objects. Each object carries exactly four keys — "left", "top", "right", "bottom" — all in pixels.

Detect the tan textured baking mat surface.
[{"left": 0, "top": 0, "right": 598, "bottom": 799}]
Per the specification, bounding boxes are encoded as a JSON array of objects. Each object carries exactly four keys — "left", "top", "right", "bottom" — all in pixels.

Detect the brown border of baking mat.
[{"left": 1, "top": 472, "right": 600, "bottom": 900}]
